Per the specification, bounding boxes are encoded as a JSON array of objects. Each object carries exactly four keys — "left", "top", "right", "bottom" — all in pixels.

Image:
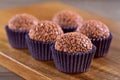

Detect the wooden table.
[{"left": 0, "top": 2, "right": 120, "bottom": 80}]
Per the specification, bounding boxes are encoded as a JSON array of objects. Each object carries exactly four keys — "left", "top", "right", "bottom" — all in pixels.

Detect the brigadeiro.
[
  {"left": 51, "top": 32, "right": 96, "bottom": 73},
  {"left": 52, "top": 10, "right": 83, "bottom": 33},
  {"left": 5, "top": 13, "right": 39, "bottom": 49},
  {"left": 26, "top": 20, "right": 63, "bottom": 61},
  {"left": 76, "top": 20, "right": 113, "bottom": 58}
]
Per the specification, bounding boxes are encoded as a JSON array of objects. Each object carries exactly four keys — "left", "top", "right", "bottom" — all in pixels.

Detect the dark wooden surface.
[{"left": 0, "top": 2, "right": 120, "bottom": 80}]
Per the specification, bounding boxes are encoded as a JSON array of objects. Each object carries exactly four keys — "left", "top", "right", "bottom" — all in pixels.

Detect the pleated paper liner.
[
  {"left": 62, "top": 26, "right": 76, "bottom": 33},
  {"left": 51, "top": 44, "right": 96, "bottom": 73},
  {"left": 91, "top": 33, "right": 113, "bottom": 58},
  {"left": 5, "top": 25, "right": 28, "bottom": 49},
  {"left": 26, "top": 35, "right": 53, "bottom": 61}
]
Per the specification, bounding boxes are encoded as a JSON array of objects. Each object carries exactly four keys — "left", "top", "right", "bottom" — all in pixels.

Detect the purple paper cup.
[
  {"left": 5, "top": 25, "right": 28, "bottom": 49},
  {"left": 26, "top": 34, "right": 53, "bottom": 61},
  {"left": 91, "top": 32, "right": 113, "bottom": 58},
  {"left": 61, "top": 26, "right": 76, "bottom": 33},
  {"left": 51, "top": 44, "right": 96, "bottom": 73}
]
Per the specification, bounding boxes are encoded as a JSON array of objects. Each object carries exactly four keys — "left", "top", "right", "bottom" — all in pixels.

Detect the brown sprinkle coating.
[
  {"left": 8, "top": 13, "right": 39, "bottom": 31},
  {"left": 29, "top": 20, "right": 63, "bottom": 42},
  {"left": 52, "top": 10, "right": 83, "bottom": 28},
  {"left": 77, "top": 20, "right": 110, "bottom": 38},
  {"left": 55, "top": 32, "right": 93, "bottom": 53}
]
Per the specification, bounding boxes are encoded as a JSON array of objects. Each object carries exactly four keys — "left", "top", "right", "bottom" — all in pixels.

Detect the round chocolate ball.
[
  {"left": 77, "top": 20, "right": 110, "bottom": 38},
  {"left": 52, "top": 10, "right": 83, "bottom": 28},
  {"left": 29, "top": 20, "right": 63, "bottom": 42},
  {"left": 55, "top": 32, "right": 93, "bottom": 53},
  {"left": 8, "top": 13, "right": 39, "bottom": 31}
]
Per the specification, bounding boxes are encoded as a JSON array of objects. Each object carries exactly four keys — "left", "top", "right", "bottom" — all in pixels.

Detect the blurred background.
[
  {"left": 0, "top": 0, "right": 119, "bottom": 80},
  {"left": 0, "top": 0, "right": 120, "bottom": 21}
]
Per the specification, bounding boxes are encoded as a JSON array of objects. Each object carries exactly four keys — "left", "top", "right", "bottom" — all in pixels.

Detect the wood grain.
[{"left": 0, "top": 2, "right": 120, "bottom": 80}]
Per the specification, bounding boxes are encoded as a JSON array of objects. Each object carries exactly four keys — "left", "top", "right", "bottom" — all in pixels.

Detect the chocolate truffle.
[
  {"left": 55, "top": 32, "right": 93, "bottom": 53},
  {"left": 52, "top": 10, "right": 83, "bottom": 28},
  {"left": 77, "top": 20, "right": 110, "bottom": 38},
  {"left": 29, "top": 20, "right": 63, "bottom": 42},
  {"left": 8, "top": 13, "right": 39, "bottom": 31}
]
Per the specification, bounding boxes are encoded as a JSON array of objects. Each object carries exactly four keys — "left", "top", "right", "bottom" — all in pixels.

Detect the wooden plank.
[
  {"left": 0, "top": 52, "right": 50, "bottom": 80},
  {"left": 0, "top": 2, "right": 120, "bottom": 80}
]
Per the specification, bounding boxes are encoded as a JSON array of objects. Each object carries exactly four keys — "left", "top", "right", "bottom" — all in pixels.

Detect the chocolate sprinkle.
[
  {"left": 53, "top": 10, "right": 83, "bottom": 28},
  {"left": 77, "top": 20, "right": 110, "bottom": 38},
  {"left": 8, "top": 13, "right": 39, "bottom": 31},
  {"left": 55, "top": 32, "right": 93, "bottom": 53},
  {"left": 29, "top": 20, "right": 63, "bottom": 42}
]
